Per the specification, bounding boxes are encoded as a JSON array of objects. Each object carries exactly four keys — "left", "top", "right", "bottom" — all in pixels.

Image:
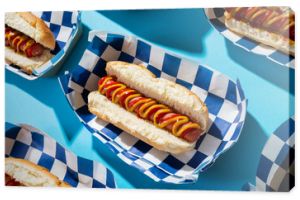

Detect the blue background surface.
[{"left": 5, "top": 9, "right": 295, "bottom": 190}]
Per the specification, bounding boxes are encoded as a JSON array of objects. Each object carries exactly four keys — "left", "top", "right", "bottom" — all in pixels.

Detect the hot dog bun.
[
  {"left": 224, "top": 10, "right": 295, "bottom": 55},
  {"left": 5, "top": 157, "right": 70, "bottom": 187},
  {"left": 88, "top": 61, "right": 209, "bottom": 154},
  {"left": 5, "top": 46, "right": 53, "bottom": 74},
  {"left": 5, "top": 12, "right": 55, "bottom": 50}
]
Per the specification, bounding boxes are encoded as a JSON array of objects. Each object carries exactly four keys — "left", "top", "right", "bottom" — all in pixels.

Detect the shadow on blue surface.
[
  {"left": 5, "top": 70, "right": 82, "bottom": 143},
  {"left": 225, "top": 40, "right": 295, "bottom": 96},
  {"left": 92, "top": 112, "right": 268, "bottom": 190},
  {"left": 57, "top": 23, "right": 91, "bottom": 76},
  {"left": 98, "top": 9, "right": 211, "bottom": 54}
]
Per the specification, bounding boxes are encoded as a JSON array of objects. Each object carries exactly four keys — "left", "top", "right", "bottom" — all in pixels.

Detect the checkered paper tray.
[
  {"left": 58, "top": 31, "right": 247, "bottom": 184},
  {"left": 5, "top": 123, "right": 116, "bottom": 188},
  {"left": 5, "top": 11, "right": 82, "bottom": 80},
  {"left": 243, "top": 117, "right": 295, "bottom": 192},
  {"left": 204, "top": 8, "right": 295, "bottom": 69}
]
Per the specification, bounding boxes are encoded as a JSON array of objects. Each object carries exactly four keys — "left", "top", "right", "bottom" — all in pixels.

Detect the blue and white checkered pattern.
[
  {"left": 243, "top": 117, "right": 295, "bottom": 192},
  {"left": 58, "top": 31, "right": 247, "bottom": 184},
  {"left": 5, "top": 11, "right": 82, "bottom": 80},
  {"left": 204, "top": 8, "right": 295, "bottom": 69},
  {"left": 5, "top": 123, "right": 116, "bottom": 188}
]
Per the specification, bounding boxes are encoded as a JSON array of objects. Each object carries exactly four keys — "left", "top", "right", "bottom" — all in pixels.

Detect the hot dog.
[
  {"left": 98, "top": 76, "right": 203, "bottom": 143},
  {"left": 224, "top": 7, "right": 295, "bottom": 55},
  {"left": 88, "top": 61, "right": 209, "bottom": 154},
  {"left": 5, "top": 12, "right": 56, "bottom": 74},
  {"left": 5, "top": 157, "right": 70, "bottom": 187},
  {"left": 5, "top": 26, "right": 45, "bottom": 57},
  {"left": 5, "top": 173, "right": 24, "bottom": 186}
]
